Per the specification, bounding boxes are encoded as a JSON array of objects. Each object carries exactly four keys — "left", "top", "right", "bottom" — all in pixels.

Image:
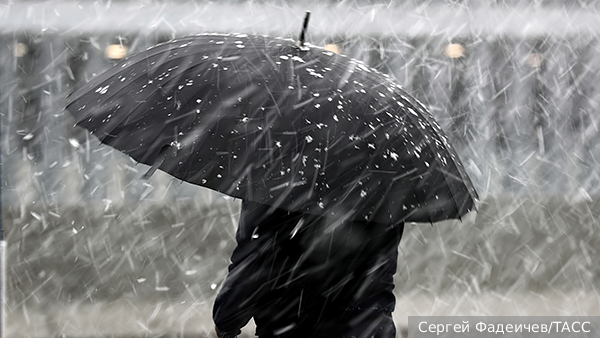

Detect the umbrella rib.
[
  {"left": 70, "top": 54, "right": 202, "bottom": 127},
  {"left": 410, "top": 121, "right": 470, "bottom": 219},
  {"left": 70, "top": 38, "right": 240, "bottom": 109},
  {"left": 252, "top": 52, "right": 284, "bottom": 117},
  {"left": 86, "top": 60, "right": 212, "bottom": 148},
  {"left": 389, "top": 87, "right": 476, "bottom": 218},
  {"left": 67, "top": 37, "right": 203, "bottom": 102}
]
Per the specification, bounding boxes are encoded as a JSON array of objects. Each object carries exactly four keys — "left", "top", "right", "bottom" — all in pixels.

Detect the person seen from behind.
[{"left": 213, "top": 200, "right": 404, "bottom": 338}]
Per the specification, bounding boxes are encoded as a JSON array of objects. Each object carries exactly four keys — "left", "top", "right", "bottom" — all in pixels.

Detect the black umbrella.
[{"left": 66, "top": 24, "right": 478, "bottom": 225}]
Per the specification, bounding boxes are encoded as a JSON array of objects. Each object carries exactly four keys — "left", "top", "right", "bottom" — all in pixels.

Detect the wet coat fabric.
[{"left": 213, "top": 201, "right": 404, "bottom": 338}]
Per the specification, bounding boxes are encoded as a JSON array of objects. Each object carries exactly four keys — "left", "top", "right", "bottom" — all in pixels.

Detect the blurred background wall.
[{"left": 2, "top": 1, "right": 600, "bottom": 337}]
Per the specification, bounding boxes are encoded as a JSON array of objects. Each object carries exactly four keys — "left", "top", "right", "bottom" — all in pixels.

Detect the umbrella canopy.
[{"left": 66, "top": 32, "right": 478, "bottom": 225}]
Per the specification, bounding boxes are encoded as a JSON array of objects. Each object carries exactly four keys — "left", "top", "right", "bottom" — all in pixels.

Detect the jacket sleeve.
[
  {"left": 212, "top": 202, "right": 272, "bottom": 332},
  {"left": 213, "top": 201, "right": 307, "bottom": 332},
  {"left": 212, "top": 248, "right": 265, "bottom": 332}
]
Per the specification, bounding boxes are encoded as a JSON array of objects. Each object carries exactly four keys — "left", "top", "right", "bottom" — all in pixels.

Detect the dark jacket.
[{"left": 213, "top": 201, "right": 404, "bottom": 338}]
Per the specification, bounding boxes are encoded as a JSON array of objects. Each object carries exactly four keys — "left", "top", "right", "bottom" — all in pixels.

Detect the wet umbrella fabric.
[{"left": 66, "top": 33, "right": 478, "bottom": 224}]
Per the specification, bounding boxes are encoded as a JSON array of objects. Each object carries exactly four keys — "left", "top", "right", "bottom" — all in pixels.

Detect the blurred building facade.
[{"left": 2, "top": 1, "right": 600, "bottom": 206}]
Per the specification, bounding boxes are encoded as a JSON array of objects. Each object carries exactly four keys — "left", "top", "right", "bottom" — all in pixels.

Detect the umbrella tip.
[{"left": 297, "top": 11, "right": 311, "bottom": 47}]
